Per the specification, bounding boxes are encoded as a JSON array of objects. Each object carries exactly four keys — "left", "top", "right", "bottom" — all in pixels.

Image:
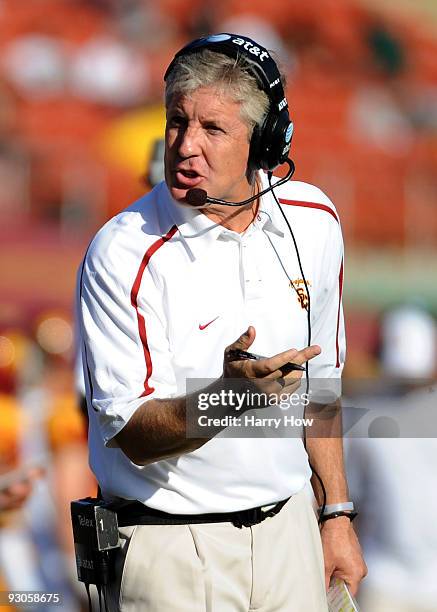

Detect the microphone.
[{"left": 186, "top": 158, "right": 295, "bottom": 207}]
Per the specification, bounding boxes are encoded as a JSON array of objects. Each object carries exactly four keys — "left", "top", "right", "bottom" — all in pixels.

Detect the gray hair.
[{"left": 165, "top": 49, "right": 270, "bottom": 137}]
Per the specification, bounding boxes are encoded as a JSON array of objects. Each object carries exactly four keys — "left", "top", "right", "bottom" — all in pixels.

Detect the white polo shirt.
[{"left": 78, "top": 172, "right": 345, "bottom": 513}]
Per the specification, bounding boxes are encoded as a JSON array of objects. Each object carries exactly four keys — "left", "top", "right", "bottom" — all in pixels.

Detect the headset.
[{"left": 164, "top": 33, "right": 294, "bottom": 173}]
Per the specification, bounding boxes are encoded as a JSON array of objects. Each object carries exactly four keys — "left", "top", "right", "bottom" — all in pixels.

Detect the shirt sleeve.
[
  {"left": 77, "top": 235, "right": 177, "bottom": 447},
  {"left": 308, "top": 214, "right": 345, "bottom": 401}
]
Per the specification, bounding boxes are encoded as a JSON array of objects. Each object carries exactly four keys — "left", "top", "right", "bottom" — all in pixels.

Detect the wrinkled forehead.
[
  {"left": 165, "top": 83, "right": 240, "bottom": 111},
  {"left": 165, "top": 87, "right": 251, "bottom": 133}
]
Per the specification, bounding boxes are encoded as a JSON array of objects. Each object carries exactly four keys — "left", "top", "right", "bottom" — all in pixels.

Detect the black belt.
[{"left": 116, "top": 497, "right": 290, "bottom": 529}]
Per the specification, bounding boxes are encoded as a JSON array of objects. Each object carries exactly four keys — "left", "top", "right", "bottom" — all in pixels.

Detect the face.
[{"left": 165, "top": 86, "right": 253, "bottom": 205}]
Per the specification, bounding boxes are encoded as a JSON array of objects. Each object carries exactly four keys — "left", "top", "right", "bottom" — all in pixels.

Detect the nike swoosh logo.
[{"left": 199, "top": 316, "right": 219, "bottom": 331}]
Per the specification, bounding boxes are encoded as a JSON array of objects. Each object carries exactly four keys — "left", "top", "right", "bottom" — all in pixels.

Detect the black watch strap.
[{"left": 320, "top": 510, "right": 358, "bottom": 523}]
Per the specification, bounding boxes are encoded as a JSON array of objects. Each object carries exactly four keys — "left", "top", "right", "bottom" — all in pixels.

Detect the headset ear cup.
[
  {"left": 275, "top": 111, "right": 293, "bottom": 166},
  {"left": 249, "top": 111, "right": 292, "bottom": 173},
  {"left": 249, "top": 112, "right": 280, "bottom": 172},
  {"left": 256, "top": 111, "right": 293, "bottom": 172},
  {"left": 248, "top": 121, "right": 264, "bottom": 171},
  {"left": 254, "top": 112, "right": 281, "bottom": 172},
  {"left": 260, "top": 113, "right": 279, "bottom": 171}
]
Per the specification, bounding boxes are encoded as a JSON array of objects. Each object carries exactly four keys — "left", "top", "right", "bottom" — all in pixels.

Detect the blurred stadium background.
[{"left": 0, "top": 1, "right": 436, "bottom": 610}]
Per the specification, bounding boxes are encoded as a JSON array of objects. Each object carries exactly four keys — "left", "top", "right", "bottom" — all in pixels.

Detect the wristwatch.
[{"left": 318, "top": 501, "right": 358, "bottom": 523}]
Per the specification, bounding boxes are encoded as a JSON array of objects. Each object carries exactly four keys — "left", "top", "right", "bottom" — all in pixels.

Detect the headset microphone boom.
[{"left": 186, "top": 159, "right": 295, "bottom": 207}]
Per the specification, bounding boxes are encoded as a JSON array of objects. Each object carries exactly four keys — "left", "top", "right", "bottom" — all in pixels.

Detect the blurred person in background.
[
  {"left": 78, "top": 32, "right": 366, "bottom": 611},
  {"left": 0, "top": 319, "right": 94, "bottom": 611},
  {"left": 0, "top": 328, "right": 53, "bottom": 606},
  {"left": 345, "top": 304, "right": 437, "bottom": 612},
  {"left": 0, "top": 466, "right": 43, "bottom": 514},
  {"left": 0, "top": 329, "right": 42, "bottom": 512}
]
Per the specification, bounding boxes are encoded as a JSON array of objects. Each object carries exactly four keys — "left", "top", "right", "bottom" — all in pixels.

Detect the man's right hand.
[{"left": 223, "top": 326, "right": 321, "bottom": 397}]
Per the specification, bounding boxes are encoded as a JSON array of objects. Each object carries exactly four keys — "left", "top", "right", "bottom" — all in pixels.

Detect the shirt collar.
[
  {"left": 160, "top": 183, "right": 223, "bottom": 260},
  {"left": 255, "top": 172, "right": 285, "bottom": 238},
  {"left": 160, "top": 173, "right": 285, "bottom": 260}
]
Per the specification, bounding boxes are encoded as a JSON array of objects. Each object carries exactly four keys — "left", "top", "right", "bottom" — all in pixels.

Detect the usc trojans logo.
[{"left": 290, "top": 279, "right": 311, "bottom": 310}]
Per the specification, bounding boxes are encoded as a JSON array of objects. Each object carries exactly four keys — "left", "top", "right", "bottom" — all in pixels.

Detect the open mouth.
[{"left": 174, "top": 169, "right": 203, "bottom": 187}]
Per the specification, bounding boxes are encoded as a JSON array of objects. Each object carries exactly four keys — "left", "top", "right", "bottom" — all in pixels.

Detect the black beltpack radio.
[{"left": 71, "top": 497, "right": 120, "bottom": 587}]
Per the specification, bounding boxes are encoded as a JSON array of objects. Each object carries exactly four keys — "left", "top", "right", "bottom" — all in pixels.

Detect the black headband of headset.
[{"left": 164, "top": 33, "right": 288, "bottom": 115}]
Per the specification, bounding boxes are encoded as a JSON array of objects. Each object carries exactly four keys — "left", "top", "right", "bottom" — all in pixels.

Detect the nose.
[{"left": 177, "top": 125, "right": 201, "bottom": 159}]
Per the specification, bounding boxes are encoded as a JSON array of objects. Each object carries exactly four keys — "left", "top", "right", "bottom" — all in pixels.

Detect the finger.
[
  {"left": 344, "top": 566, "right": 368, "bottom": 596},
  {"left": 256, "top": 349, "right": 298, "bottom": 375},
  {"left": 249, "top": 365, "right": 302, "bottom": 388},
  {"left": 258, "top": 344, "right": 321, "bottom": 375},
  {"left": 255, "top": 374, "right": 301, "bottom": 397},
  {"left": 225, "top": 326, "right": 256, "bottom": 355},
  {"left": 281, "top": 367, "right": 304, "bottom": 382},
  {"left": 238, "top": 359, "right": 289, "bottom": 380},
  {"left": 325, "top": 567, "right": 334, "bottom": 593},
  {"left": 252, "top": 375, "right": 296, "bottom": 396},
  {"left": 280, "top": 378, "right": 303, "bottom": 395},
  {"left": 255, "top": 364, "right": 302, "bottom": 382},
  {"left": 291, "top": 344, "right": 321, "bottom": 366},
  {"left": 245, "top": 367, "right": 297, "bottom": 386},
  {"left": 343, "top": 576, "right": 363, "bottom": 597},
  {"left": 263, "top": 370, "right": 289, "bottom": 380},
  {"left": 346, "top": 581, "right": 359, "bottom": 597}
]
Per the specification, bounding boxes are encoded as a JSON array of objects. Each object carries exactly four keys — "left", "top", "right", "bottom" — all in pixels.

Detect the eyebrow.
[{"left": 167, "top": 107, "right": 225, "bottom": 126}]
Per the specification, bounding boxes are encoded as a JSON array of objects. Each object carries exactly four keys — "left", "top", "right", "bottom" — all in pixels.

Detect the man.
[{"left": 78, "top": 33, "right": 366, "bottom": 611}]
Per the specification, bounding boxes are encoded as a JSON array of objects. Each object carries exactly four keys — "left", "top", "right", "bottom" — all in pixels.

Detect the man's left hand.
[{"left": 321, "top": 516, "right": 367, "bottom": 596}]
